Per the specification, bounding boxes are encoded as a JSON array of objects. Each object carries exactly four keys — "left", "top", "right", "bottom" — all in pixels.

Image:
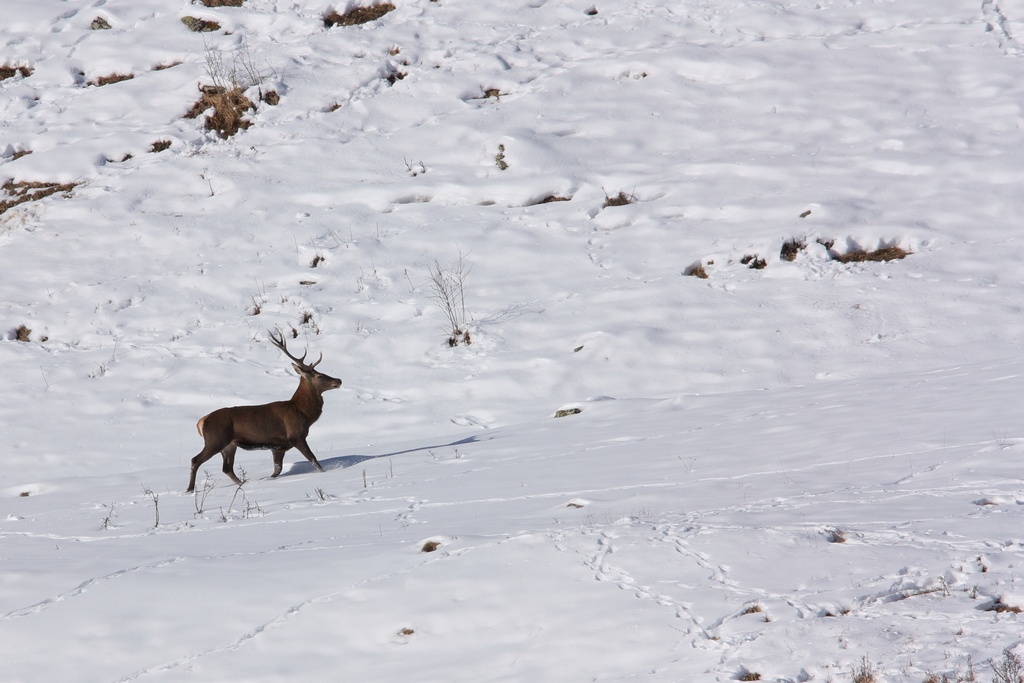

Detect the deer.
[{"left": 186, "top": 329, "right": 342, "bottom": 493}]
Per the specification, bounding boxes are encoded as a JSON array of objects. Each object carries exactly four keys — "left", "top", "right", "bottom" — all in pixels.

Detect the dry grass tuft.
[
  {"left": 1, "top": 179, "right": 79, "bottom": 216},
  {"left": 603, "top": 190, "right": 635, "bottom": 207},
  {"left": 421, "top": 540, "right": 441, "bottom": 553},
  {"left": 780, "top": 237, "right": 806, "bottom": 262},
  {"left": 11, "top": 149, "right": 33, "bottom": 161},
  {"left": 150, "top": 140, "right": 172, "bottom": 153},
  {"left": 741, "top": 254, "right": 767, "bottom": 270},
  {"left": 852, "top": 656, "right": 878, "bottom": 683},
  {"left": 738, "top": 672, "right": 762, "bottom": 682},
  {"left": 185, "top": 86, "right": 255, "bottom": 138},
  {"left": 986, "top": 598, "right": 1023, "bottom": 613},
  {"left": 14, "top": 325, "right": 32, "bottom": 342},
  {"left": 826, "top": 528, "right": 847, "bottom": 543},
  {"left": 685, "top": 262, "right": 709, "bottom": 279},
  {"left": 833, "top": 245, "right": 911, "bottom": 263},
  {"left": 818, "top": 238, "right": 911, "bottom": 263},
  {"left": 89, "top": 72, "right": 135, "bottom": 87},
  {"left": 199, "top": 0, "right": 245, "bottom": 6},
  {"left": 324, "top": 3, "right": 396, "bottom": 27},
  {"left": 0, "top": 64, "right": 33, "bottom": 80},
  {"left": 535, "top": 194, "right": 571, "bottom": 205}
]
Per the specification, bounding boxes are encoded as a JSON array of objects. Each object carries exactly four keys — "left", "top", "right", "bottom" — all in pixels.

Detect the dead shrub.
[
  {"left": 1, "top": 180, "right": 79, "bottom": 216},
  {"left": 150, "top": 139, "right": 172, "bottom": 153},
  {"left": 0, "top": 64, "right": 33, "bottom": 80},
  {"left": 88, "top": 72, "right": 135, "bottom": 87},
  {"left": 14, "top": 325, "right": 32, "bottom": 342},
  {"left": 421, "top": 540, "right": 441, "bottom": 553},
  {"left": 181, "top": 16, "right": 222, "bottom": 32},
  {"left": 324, "top": 3, "right": 396, "bottom": 27},
  {"left": 185, "top": 86, "right": 254, "bottom": 138}
]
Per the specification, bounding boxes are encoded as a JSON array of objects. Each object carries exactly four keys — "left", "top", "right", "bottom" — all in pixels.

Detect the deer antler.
[{"left": 268, "top": 328, "right": 322, "bottom": 368}]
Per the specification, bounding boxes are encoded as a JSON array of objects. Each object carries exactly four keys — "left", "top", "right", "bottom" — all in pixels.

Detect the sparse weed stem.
[
  {"left": 100, "top": 502, "right": 118, "bottom": 530},
  {"left": 142, "top": 486, "right": 160, "bottom": 528},
  {"left": 193, "top": 472, "right": 216, "bottom": 517},
  {"left": 427, "top": 250, "right": 473, "bottom": 347}
]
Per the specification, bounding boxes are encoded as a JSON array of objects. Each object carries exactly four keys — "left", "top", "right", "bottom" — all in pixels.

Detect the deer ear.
[{"left": 292, "top": 362, "right": 305, "bottom": 375}]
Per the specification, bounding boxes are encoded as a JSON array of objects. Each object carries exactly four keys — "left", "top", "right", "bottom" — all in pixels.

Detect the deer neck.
[{"left": 291, "top": 379, "right": 324, "bottom": 419}]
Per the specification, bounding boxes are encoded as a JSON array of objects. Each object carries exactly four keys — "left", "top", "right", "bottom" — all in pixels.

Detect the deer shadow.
[{"left": 280, "top": 434, "right": 491, "bottom": 477}]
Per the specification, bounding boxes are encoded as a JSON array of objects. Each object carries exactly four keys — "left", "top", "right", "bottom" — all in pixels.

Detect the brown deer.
[{"left": 186, "top": 329, "right": 342, "bottom": 492}]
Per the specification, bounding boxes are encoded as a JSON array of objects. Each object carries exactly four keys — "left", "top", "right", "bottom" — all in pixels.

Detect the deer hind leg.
[
  {"left": 188, "top": 444, "right": 223, "bottom": 492},
  {"left": 271, "top": 449, "right": 287, "bottom": 478},
  {"left": 293, "top": 438, "right": 326, "bottom": 473},
  {"left": 221, "top": 442, "right": 242, "bottom": 486}
]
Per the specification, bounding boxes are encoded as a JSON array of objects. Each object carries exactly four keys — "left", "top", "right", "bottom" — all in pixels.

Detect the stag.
[{"left": 186, "top": 330, "right": 342, "bottom": 492}]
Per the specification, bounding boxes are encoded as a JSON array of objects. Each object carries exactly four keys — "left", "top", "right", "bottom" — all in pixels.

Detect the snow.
[{"left": 2, "top": 0, "right": 1024, "bottom": 680}]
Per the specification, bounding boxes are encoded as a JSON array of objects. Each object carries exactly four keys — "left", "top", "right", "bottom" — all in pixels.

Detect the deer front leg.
[
  {"left": 293, "top": 438, "right": 326, "bottom": 473},
  {"left": 271, "top": 449, "right": 287, "bottom": 478}
]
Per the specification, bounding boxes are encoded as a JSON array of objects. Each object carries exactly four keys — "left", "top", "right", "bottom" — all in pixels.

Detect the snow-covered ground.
[{"left": 2, "top": 1, "right": 1023, "bottom": 680}]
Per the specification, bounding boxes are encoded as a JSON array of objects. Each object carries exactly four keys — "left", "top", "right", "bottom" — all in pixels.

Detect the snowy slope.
[{"left": 2, "top": 0, "right": 1024, "bottom": 681}]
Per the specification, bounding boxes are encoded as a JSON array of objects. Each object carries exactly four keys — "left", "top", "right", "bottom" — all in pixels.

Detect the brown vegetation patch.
[
  {"left": 818, "top": 238, "right": 911, "bottom": 263},
  {"left": 185, "top": 86, "right": 255, "bottom": 138},
  {"left": 986, "top": 598, "right": 1023, "bottom": 613},
  {"left": 199, "top": 0, "right": 245, "bottom": 6},
  {"left": 535, "top": 195, "right": 571, "bottom": 205},
  {"left": 11, "top": 149, "right": 33, "bottom": 161},
  {"left": 154, "top": 61, "right": 183, "bottom": 72},
  {"left": 91, "top": 17, "right": 112, "bottom": 30},
  {"left": 0, "top": 64, "right": 33, "bottom": 80},
  {"left": 833, "top": 245, "right": 911, "bottom": 263},
  {"left": 603, "top": 190, "right": 634, "bottom": 207},
  {"left": 89, "top": 72, "right": 135, "bottom": 87},
  {"left": 740, "top": 254, "right": 767, "bottom": 270},
  {"left": 181, "top": 16, "right": 222, "bottom": 32},
  {"left": 421, "top": 540, "right": 441, "bottom": 553},
  {"left": 780, "top": 237, "right": 806, "bottom": 262},
  {"left": 324, "top": 3, "right": 396, "bottom": 27},
  {"left": 14, "top": 324, "right": 32, "bottom": 342},
  {"left": 261, "top": 90, "right": 280, "bottom": 105},
  {"left": 1, "top": 179, "right": 79, "bottom": 216},
  {"left": 685, "top": 262, "right": 709, "bottom": 279},
  {"left": 150, "top": 139, "right": 172, "bottom": 153}
]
